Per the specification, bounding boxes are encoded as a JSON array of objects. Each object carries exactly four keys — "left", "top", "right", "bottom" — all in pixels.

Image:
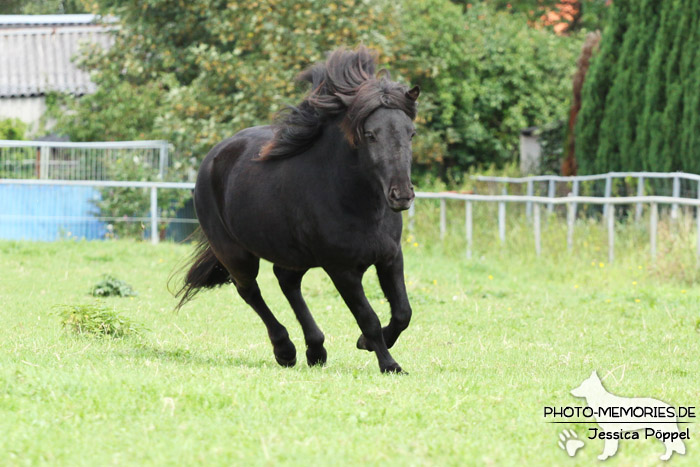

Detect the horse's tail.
[{"left": 172, "top": 230, "right": 230, "bottom": 311}]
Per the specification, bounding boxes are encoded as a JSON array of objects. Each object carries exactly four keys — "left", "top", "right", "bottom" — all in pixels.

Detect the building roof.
[
  {"left": 0, "top": 15, "right": 115, "bottom": 98},
  {"left": 0, "top": 14, "right": 112, "bottom": 27}
]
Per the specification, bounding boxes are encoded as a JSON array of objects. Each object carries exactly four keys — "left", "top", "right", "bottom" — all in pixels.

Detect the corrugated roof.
[
  {"left": 0, "top": 14, "right": 109, "bottom": 27},
  {"left": 0, "top": 23, "right": 115, "bottom": 97}
]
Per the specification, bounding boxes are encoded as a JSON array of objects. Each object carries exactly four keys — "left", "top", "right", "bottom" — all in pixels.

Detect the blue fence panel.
[{"left": 0, "top": 184, "right": 106, "bottom": 240}]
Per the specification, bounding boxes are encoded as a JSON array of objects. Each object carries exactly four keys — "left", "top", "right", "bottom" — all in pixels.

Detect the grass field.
[{"left": 1, "top": 210, "right": 699, "bottom": 465}]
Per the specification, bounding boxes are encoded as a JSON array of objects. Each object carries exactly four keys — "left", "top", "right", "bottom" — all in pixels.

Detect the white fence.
[
  {"left": 410, "top": 191, "right": 700, "bottom": 263},
  {"left": 473, "top": 171, "right": 700, "bottom": 220},
  {"left": 0, "top": 140, "right": 170, "bottom": 180},
  {"left": 2, "top": 177, "right": 700, "bottom": 265},
  {"left": 0, "top": 178, "right": 194, "bottom": 243}
]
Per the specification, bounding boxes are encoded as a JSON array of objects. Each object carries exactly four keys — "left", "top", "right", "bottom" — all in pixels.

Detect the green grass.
[
  {"left": 1, "top": 212, "right": 699, "bottom": 465},
  {"left": 57, "top": 304, "right": 144, "bottom": 338}
]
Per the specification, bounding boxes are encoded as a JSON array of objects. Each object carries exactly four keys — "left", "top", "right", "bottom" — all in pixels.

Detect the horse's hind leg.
[
  {"left": 273, "top": 265, "right": 327, "bottom": 367},
  {"left": 218, "top": 248, "right": 296, "bottom": 367}
]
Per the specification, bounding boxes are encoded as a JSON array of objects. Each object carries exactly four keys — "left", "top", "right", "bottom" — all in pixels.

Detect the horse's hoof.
[
  {"left": 356, "top": 334, "right": 372, "bottom": 352},
  {"left": 275, "top": 354, "right": 297, "bottom": 367},
  {"left": 273, "top": 343, "right": 297, "bottom": 367},
  {"left": 306, "top": 346, "right": 327, "bottom": 367},
  {"left": 380, "top": 362, "right": 405, "bottom": 374}
]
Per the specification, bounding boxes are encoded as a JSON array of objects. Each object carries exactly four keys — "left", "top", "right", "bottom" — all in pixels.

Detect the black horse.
[{"left": 176, "top": 47, "right": 419, "bottom": 373}]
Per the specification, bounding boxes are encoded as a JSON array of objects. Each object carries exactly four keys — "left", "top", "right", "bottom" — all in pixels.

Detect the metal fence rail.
[
  {"left": 410, "top": 191, "right": 700, "bottom": 263},
  {"left": 473, "top": 171, "right": 700, "bottom": 221},
  {"left": 0, "top": 178, "right": 193, "bottom": 244},
  {"left": 474, "top": 171, "right": 700, "bottom": 183},
  {"left": 0, "top": 140, "right": 170, "bottom": 180},
  {"left": 2, "top": 178, "right": 700, "bottom": 265}
]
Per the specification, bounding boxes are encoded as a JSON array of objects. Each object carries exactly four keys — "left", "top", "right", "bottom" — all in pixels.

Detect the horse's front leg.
[
  {"left": 325, "top": 268, "right": 403, "bottom": 373},
  {"left": 357, "top": 250, "right": 412, "bottom": 351}
]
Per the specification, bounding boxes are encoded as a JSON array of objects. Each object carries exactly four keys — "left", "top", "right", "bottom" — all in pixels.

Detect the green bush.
[
  {"left": 396, "top": 1, "right": 578, "bottom": 179},
  {"left": 90, "top": 274, "right": 137, "bottom": 297},
  {"left": 0, "top": 118, "right": 27, "bottom": 140},
  {"left": 54, "top": 0, "right": 579, "bottom": 182},
  {"left": 94, "top": 155, "right": 191, "bottom": 238},
  {"left": 0, "top": 119, "right": 34, "bottom": 178}
]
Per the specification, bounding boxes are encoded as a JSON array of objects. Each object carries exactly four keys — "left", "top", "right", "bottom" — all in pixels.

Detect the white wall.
[{"left": 0, "top": 97, "right": 47, "bottom": 131}]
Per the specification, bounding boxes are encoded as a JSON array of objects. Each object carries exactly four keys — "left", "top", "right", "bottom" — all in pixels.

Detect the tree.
[
  {"left": 562, "top": 31, "right": 600, "bottom": 176},
  {"left": 596, "top": 0, "right": 662, "bottom": 172},
  {"left": 576, "top": 0, "right": 632, "bottom": 174},
  {"left": 678, "top": 1, "right": 700, "bottom": 171},
  {"left": 53, "top": 0, "right": 578, "bottom": 181},
  {"left": 453, "top": 1, "right": 610, "bottom": 33},
  {"left": 57, "top": 0, "right": 399, "bottom": 170},
  {"left": 396, "top": 1, "right": 578, "bottom": 177},
  {"left": 0, "top": 0, "right": 85, "bottom": 14},
  {"left": 577, "top": 0, "right": 700, "bottom": 174}
]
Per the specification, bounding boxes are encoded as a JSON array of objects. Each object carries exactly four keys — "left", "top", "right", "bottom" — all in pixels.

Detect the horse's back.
[
  {"left": 194, "top": 126, "right": 273, "bottom": 233},
  {"left": 203, "top": 125, "right": 273, "bottom": 172},
  {"left": 197, "top": 125, "right": 272, "bottom": 191}
]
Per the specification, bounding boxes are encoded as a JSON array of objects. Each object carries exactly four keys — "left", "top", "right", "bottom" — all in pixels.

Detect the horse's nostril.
[{"left": 390, "top": 187, "right": 400, "bottom": 200}]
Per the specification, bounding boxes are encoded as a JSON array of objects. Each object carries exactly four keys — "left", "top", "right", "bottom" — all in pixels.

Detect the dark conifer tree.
[
  {"left": 577, "top": 0, "right": 700, "bottom": 174},
  {"left": 678, "top": 0, "right": 700, "bottom": 173},
  {"left": 576, "top": 0, "right": 632, "bottom": 174}
]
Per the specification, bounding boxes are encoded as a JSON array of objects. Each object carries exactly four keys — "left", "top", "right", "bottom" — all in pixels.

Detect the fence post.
[
  {"left": 635, "top": 176, "right": 644, "bottom": 222},
  {"left": 547, "top": 179, "right": 555, "bottom": 213},
  {"left": 39, "top": 145, "right": 49, "bottom": 179},
  {"left": 498, "top": 200, "right": 506, "bottom": 243},
  {"left": 534, "top": 202, "right": 541, "bottom": 256},
  {"left": 672, "top": 175, "right": 680, "bottom": 219},
  {"left": 440, "top": 198, "right": 446, "bottom": 241},
  {"left": 150, "top": 186, "right": 159, "bottom": 245},
  {"left": 465, "top": 201, "right": 472, "bottom": 259},
  {"left": 603, "top": 174, "right": 612, "bottom": 218},
  {"left": 697, "top": 182, "right": 700, "bottom": 266},
  {"left": 608, "top": 204, "right": 614, "bottom": 264},
  {"left": 408, "top": 202, "right": 415, "bottom": 233},
  {"left": 526, "top": 179, "right": 533, "bottom": 220},
  {"left": 567, "top": 199, "right": 574, "bottom": 251},
  {"left": 159, "top": 141, "right": 169, "bottom": 180},
  {"left": 650, "top": 202, "right": 658, "bottom": 261},
  {"left": 572, "top": 179, "right": 579, "bottom": 221}
]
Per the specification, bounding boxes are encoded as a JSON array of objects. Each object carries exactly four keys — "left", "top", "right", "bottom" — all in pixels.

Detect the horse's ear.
[
  {"left": 405, "top": 85, "right": 420, "bottom": 101},
  {"left": 336, "top": 93, "right": 355, "bottom": 108}
]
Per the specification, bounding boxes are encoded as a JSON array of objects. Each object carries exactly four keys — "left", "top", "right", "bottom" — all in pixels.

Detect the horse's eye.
[{"left": 364, "top": 132, "right": 377, "bottom": 142}]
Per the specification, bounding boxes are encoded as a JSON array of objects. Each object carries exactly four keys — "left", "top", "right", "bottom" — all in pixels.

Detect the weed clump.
[
  {"left": 58, "top": 304, "right": 142, "bottom": 338},
  {"left": 90, "top": 275, "right": 137, "bottom": 297}
]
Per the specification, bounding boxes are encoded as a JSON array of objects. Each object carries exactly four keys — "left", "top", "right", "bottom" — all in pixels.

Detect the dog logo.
[{"left": 570, "top": 371, "right": 687, "bottom": 461}]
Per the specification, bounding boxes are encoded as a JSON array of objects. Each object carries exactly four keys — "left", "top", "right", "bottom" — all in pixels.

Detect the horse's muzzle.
[{"left": 388, "top": 185, "right": 415, "bottom": 212}]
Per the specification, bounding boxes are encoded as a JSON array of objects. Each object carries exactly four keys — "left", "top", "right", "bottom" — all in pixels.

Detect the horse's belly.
[
  {"left": 228, "top": 218, "right": 318, "bottom": 268},
  {"left": 309, "top": 227, "right": 400, "bottom": 269},
  {"left": 229, "top": 214, "right": 398, "bottom": 270}
]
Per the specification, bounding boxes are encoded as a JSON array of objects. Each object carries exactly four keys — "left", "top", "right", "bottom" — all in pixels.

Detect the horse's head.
[
  {"left": 261, "top": 46, "right": 420, "bottom": 212},
  {"left": 349, "top": 85, "right": 420, "bottom": 212}
]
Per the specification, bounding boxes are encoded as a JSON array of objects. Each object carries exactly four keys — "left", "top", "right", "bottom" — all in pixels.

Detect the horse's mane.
[{"left": 259, "top": 46, "right": 418, "bottom": 159}]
